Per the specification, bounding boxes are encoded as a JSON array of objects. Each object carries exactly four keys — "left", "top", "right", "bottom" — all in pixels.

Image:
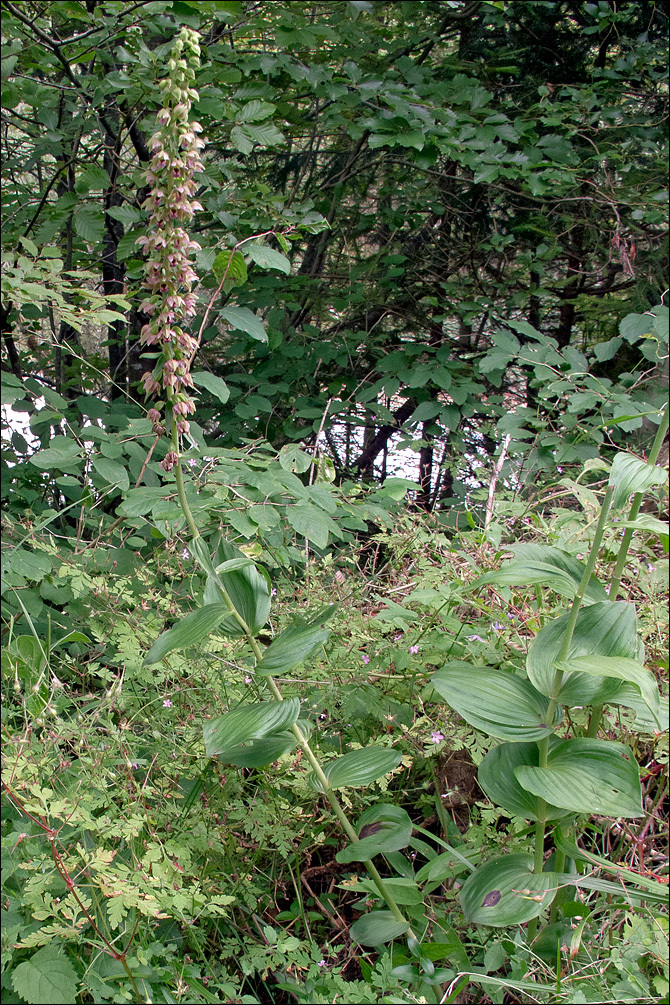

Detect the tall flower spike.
[{"left": 136, "top": 26, "right": 204, "bottom": 470}]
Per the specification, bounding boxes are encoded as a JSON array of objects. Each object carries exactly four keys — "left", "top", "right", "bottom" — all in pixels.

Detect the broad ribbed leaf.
[
  {"left": 336, "top": 804, "right": 412, "bottom": 863},
  {"left": 349, "top": 911, "right": 409, "bottom": 946},
  {"left": 609, "top": 685, "right": 669, "bottom": 734},
  {"left": 255, "top": 606, "right": 336, "bottom": 676},
  {"left": 515, "top": 738, "right": 643, "bottom": 818},
  {"left": 216, "top": 731, "right": 296, "bottom": 768},
  {"left": 473, "top": 544, "right": 607, "bottom": 605},
  {"left": 432, "top": 663, "right": 562, "bottom": 741},
  {"left": 527, "top": 601, "right": 641, "bottom": 707},
  {"left": 556, "top": 656, "right": 660, "bottom": 724},
  {"left": 609, "top": 452, "right": 667, "bottom": 508},
  {"left": 310, "top": 747, "right": 401, "bottom": 792},
  {"left": 144, "top": 603, "right": 230, "bottom": 664},
  {"left": 203, "top": 698, "right": 300, "bottom": 757},
  {"left": 349, "top": 877, "right": 423, "bottom": 905},
  {"left": 478, "top": 742, "right": 570, "bottom": 821},
  {"left": 460, "top": 854, "right": 559, "bottom": 926},
  {"left": 210, "top": 540, "right": 271, "bottom": 637}
]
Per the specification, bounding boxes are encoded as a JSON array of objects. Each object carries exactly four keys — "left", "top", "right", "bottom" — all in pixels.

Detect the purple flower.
[
  {"left": 467, "top": 634, "right": 484, "bottom": 642},
  {"left": 431, "top": 730, "right": 444, "bottom": 744},
  {"left": 409, "top": 645, "right": 419, "bottom": 654},
  {"left": 491, "top": 622, "right": 504, "bottom": 632},
  {"left": 182, "top": 548, "right": 190, "bottom": 559},
  {"left": 244, "top": 675, "right": 252, "bottom": 684},
  {"left": 163, "top": 699, "right": 172, "bottom": 708},
  {"left": 557, "top": 466, "right": 563, "bottom": 473},
  {"left": 319, "top": 712, "right": 327, "bottom": 720},
  {"left": 506, "top": 612, "right": 515, "bottom": 619},
  {"left": 361, "top": 654, "right": 370, "bottom": 664},
  {"left": 393, "top": 634, "right": 402, "bottom": 641},
  {"left": 271, "top": 588, "right": 277, "bottom": 596},
  {"left": 318, "top": 960, "right": 326, "bottom": 967}
]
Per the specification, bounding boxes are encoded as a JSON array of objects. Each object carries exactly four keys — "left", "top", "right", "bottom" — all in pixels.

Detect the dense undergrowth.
[{"left": 2, "top": 470, "right": 668, "bottom": 1004}]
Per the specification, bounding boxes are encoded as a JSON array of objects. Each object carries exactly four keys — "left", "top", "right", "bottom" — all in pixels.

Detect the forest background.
[{"left": 1, "top": 2, "right": 668, "bottom": 1004}]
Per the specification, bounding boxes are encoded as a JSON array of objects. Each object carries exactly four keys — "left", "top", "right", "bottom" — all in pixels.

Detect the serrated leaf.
[
  {"left": 246, "top": 244, "right": 291, "bottom": 274},
  {"left": 219, "top": 305, "right": 267, "bottom": 342},
  {"left": 191, "top": 371, "right": 230, "bottom": 404},
  {"left": 73, "top": 205, "right": 105, "bottom": 242},
  {"left": 213, "top": 249, "right": 247, "bottom": 285},
  {"left": 143, "top": 604, "right": 231, "bottom": 664},
  {"left": 105, "top": 205, "right": 141, "bottom": 226},
  {"left": 203, "top": 698, "right": 300, "bottom": 757},
  {"left": 11, "top": 945, "right": 78, "bottom": 1005},
  {"left": 238, "top": 99, "right": 275, "bottom": 122},
  {"left": 310, "top": 747, "right": 401, "bottom": 792}
]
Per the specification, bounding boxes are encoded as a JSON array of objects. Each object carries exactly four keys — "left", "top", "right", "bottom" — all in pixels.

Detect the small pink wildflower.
[
  {"left": 361, "top": 654, "right": 370, "bottom": 664},
  {"left": 163, "top": 699, "right": 172, "bottom": 708},
  {"left": 244, "top": 675, "right": 252, "bottom": 684},
  {"left": 431, "top": 730, "right": 444, "bottom": 744},
  {"left": 409, "top": 645, "right": 419, "bottom": 654}
]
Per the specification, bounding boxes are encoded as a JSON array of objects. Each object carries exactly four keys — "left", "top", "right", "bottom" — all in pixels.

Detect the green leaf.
[
  {"left": 29, "top": 441, "right": 82, "bottom": 469},
  {"left": 310, "top": 747, "right": 402, "bottom": 792},
  {"left": 609, "top": 452, "right": 667, "bottom": 508},
  {"left": 73, "top": 205, "right": 105, "bottom": 242},
  {"left": 143, "top": 603, "right": 231, "bottom": 664},
  {"left": 473, "top": 544, "right": 608, "bottom": 605},
  {"left": 349, "top": 911, "right": 409, "bottom": 946},
  {"left": 460, "top": 854, "right": 559, "bottom": 927},
  {"left": 191, "top": 371, "right": 230, "bottom": 404},
  {"left": 76, "top": 165, "right": 111, "bottom": 192},
  {"left": 210, "top": 539, "right": 271, "bottom": 637},
  {"left": 105, "top": 205, "right": 141, "bottom": 226},
  {"left": 555, "top": 656, "right": 660, "bottom": 724},
  {"left": 246, "top": 244, "right": 291, "bottom": 274},
  {"left": 237, "top": 100, "right": 275, "bottom": 122},
  {"left": 255, "top": 606, "right": 336, "bottom": 676},
  {"left": 526, "top": 601, "right": 640, "bottom": 707},
  {"left": 336, "top": 804, "right": 413, "bottom": 863},
  {"left": 286, "top": 503, "right": 338, "bottom": 549},
  {"left": 91, "top": 456, "right": 129, "bottom": 490},
  {"left": 231, "top": 122, "right": 285, "bottom": 151},
  {"left": 11, "top": 945, "right": 78, "bottom": 1005},
  {"left": 203, "top": 698, "right": 300, "bottom": 756},
  {"left": 279, "top": 444, "right": 312, "bottom": 473},
  {"left": 219, "top": 305, "right": 267, "bottom": 342},
  {"left": 515, "top": 738, "right": 643, "bottom": 818},
  {"left": 352, "top": 877, "right": 423, "bottom": 905},
  {"left": 116, "top": 487, "right": 169, "bottom": 517},
  {"left": 431, "top": 663, "right": 563, "bottom": 741},
  {"left": 616, "top": 514, "right": 669, "bottom": 541},
  {"left": 478, "top": 742, "right": 570, "bottom": 822},
  {"left": 213, "top": 250, "right": 247, "bottom": 285}
]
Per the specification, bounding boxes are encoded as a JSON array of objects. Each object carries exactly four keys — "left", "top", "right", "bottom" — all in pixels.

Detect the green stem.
[
  {"left": 530, "top": 485, "right": 614, "bottom": 939},
  {"left": 171, "top": 419, "right": 199, "bottom": 540},
  {"left": 191, "top": 535, "right": 416, "bottom": 937},
  {"left": 586, "top": 704, "right": 603, "bottom": 738},
  {"left": 609, "top": 403, "right": 668, "bottom": 600}
]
